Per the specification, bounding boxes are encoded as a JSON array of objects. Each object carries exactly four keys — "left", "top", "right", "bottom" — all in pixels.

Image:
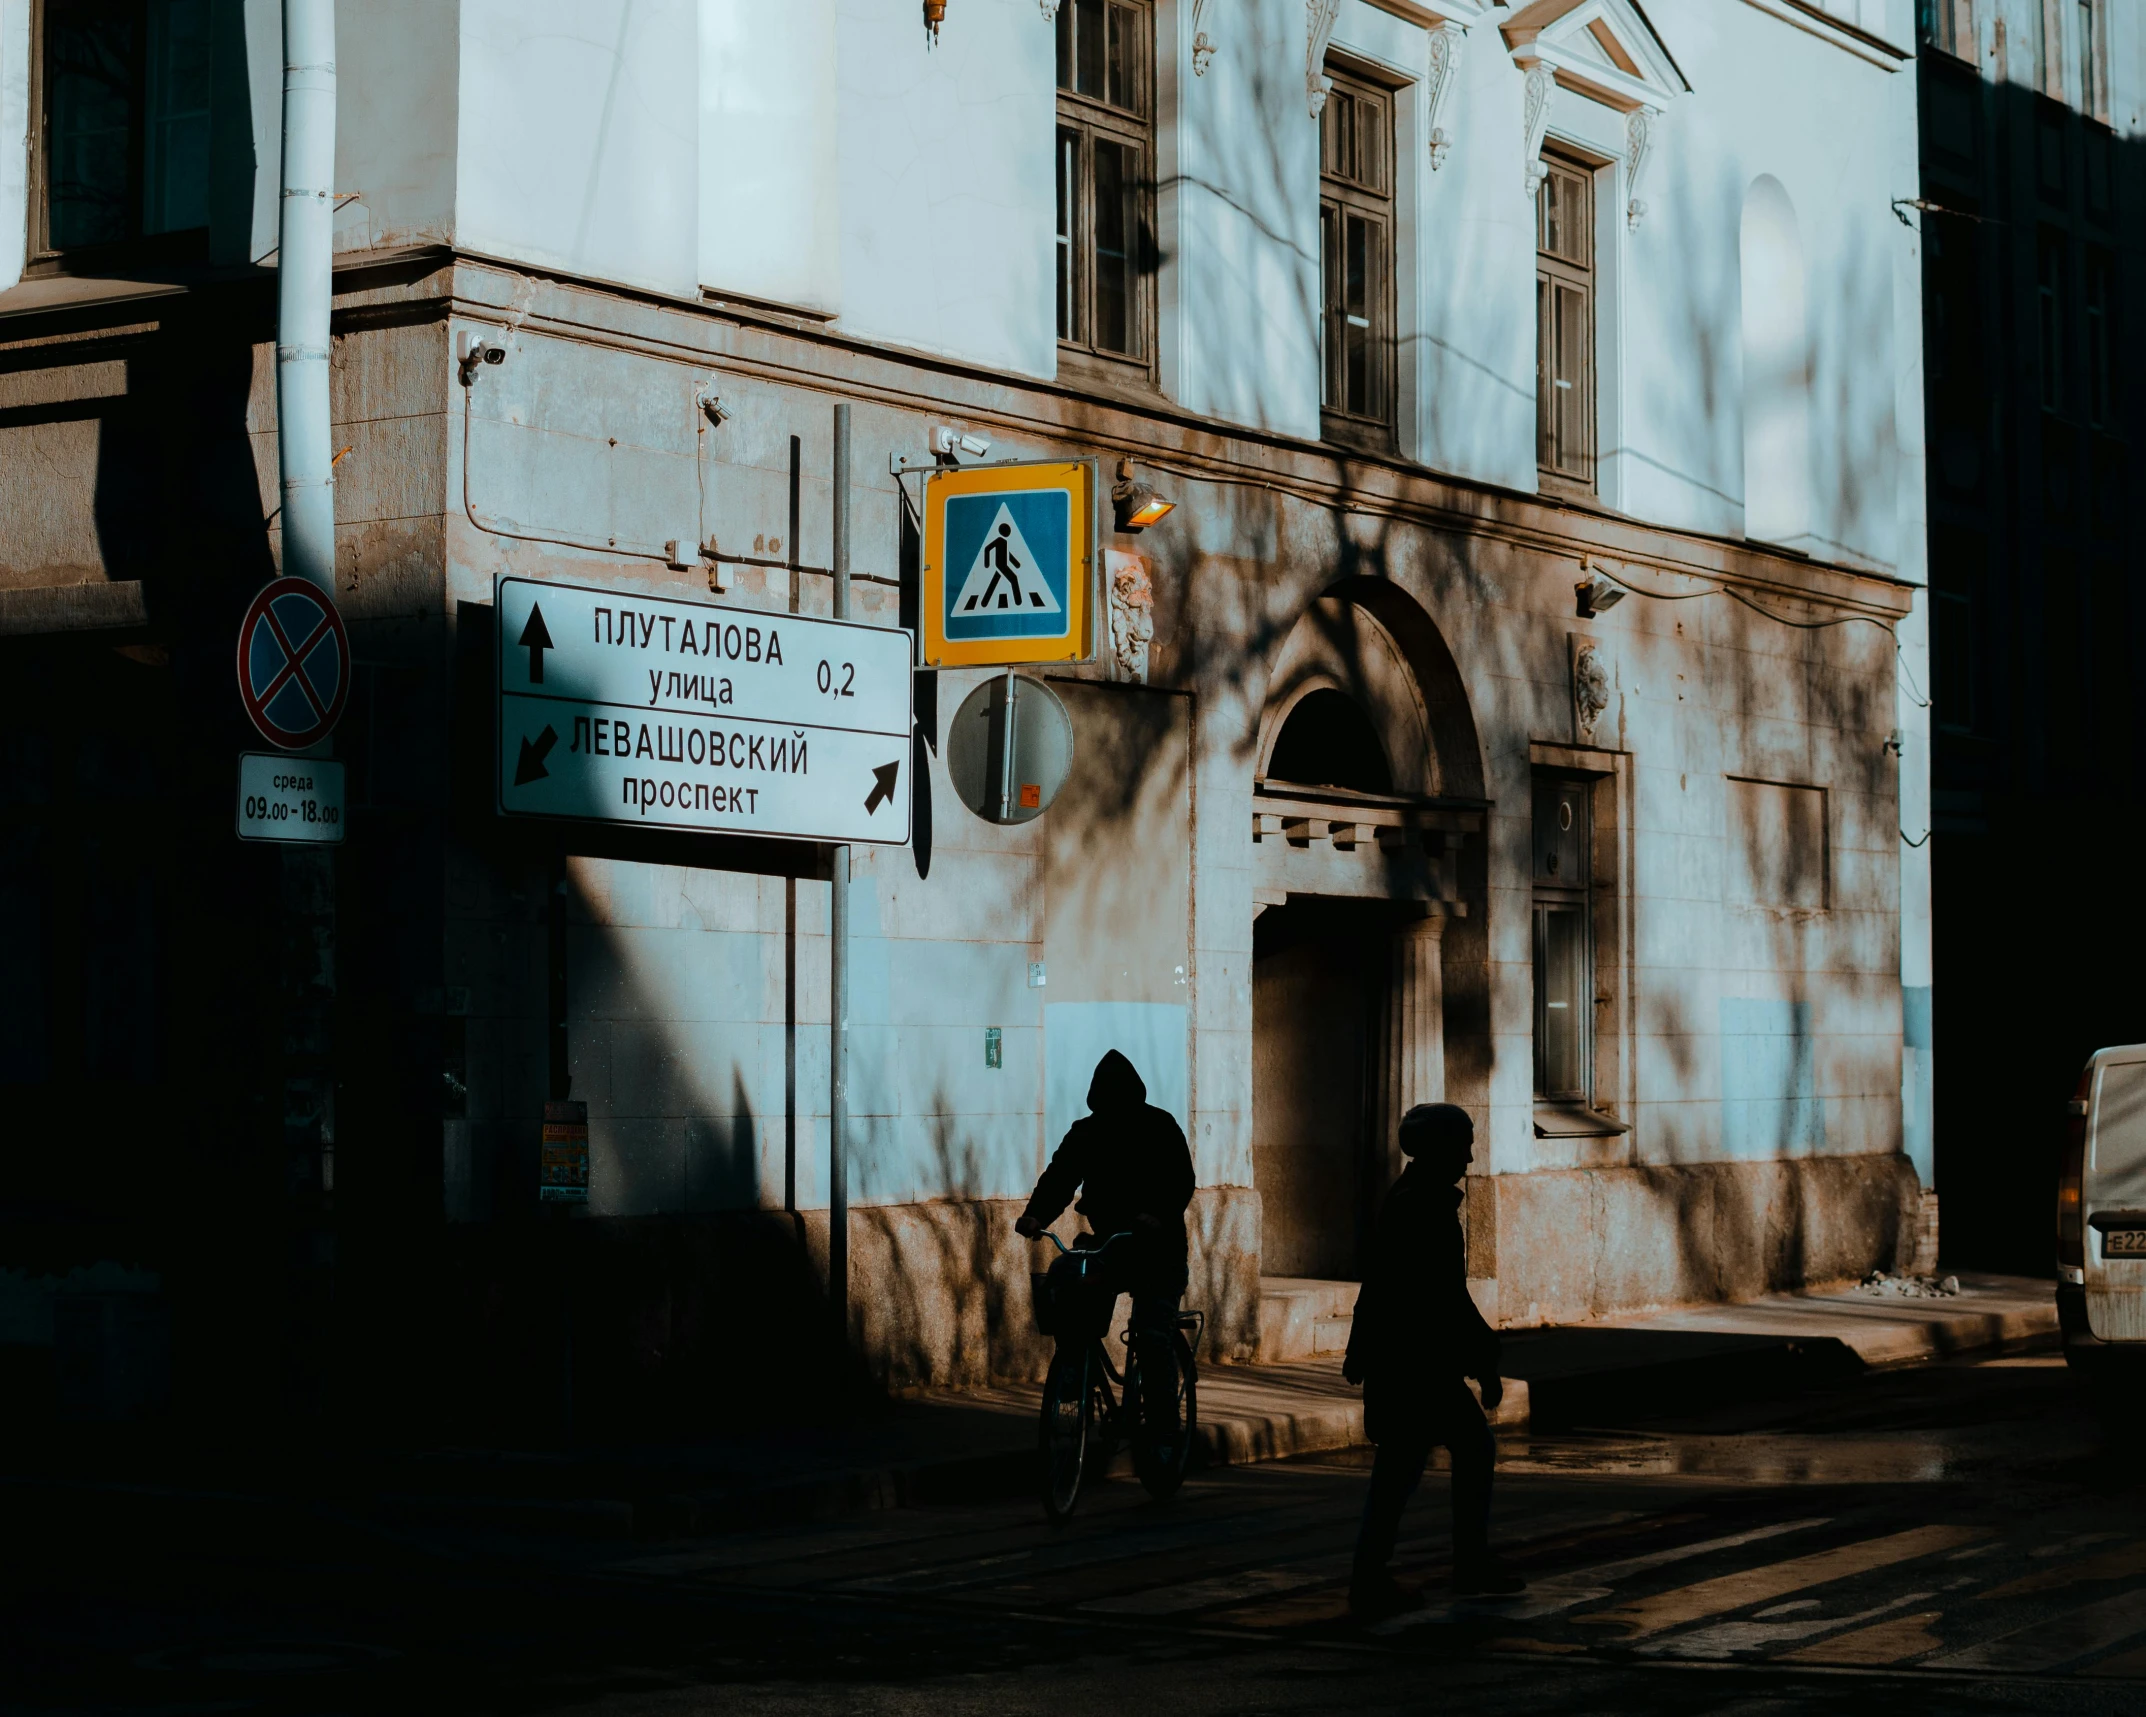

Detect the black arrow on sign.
[
  {"left": 864, "top": 759, "right": 900, "bottom": 814},
  {"left": 518, "top": 604, "right": 554, "bottom": 683},
  {"left": 515, "top": 725, "right": 558, "bottom": 786}
]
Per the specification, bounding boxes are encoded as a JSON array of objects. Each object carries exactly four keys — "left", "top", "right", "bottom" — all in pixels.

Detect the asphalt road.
[{"left": 8, "top": 1350, "right": 2145, "bottom": 1715}]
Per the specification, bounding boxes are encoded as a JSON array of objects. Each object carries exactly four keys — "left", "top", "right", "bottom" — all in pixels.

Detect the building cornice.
[
  {"left": 445, "top": 259, "right": 1910, "bottom": 621},
  {"left": 1736, "top": 0, "right": 1910, "bottom": 70},
  {"left": 0, "top": 249, "right": 1915, "bottom": 624}
]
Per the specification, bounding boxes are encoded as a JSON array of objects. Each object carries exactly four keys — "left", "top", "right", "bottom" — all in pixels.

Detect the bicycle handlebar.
[{"left": 1041, "top": 1229, "right": 1135, "bottom": 1258}]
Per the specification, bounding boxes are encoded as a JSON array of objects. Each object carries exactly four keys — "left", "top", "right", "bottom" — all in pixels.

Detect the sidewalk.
[
  {"left": 365, "top": 1273, "right": 2055, "bottom": 1538},
  {"left": 1500, "top": 1271, "right": 2055, "bottom": 1430}
]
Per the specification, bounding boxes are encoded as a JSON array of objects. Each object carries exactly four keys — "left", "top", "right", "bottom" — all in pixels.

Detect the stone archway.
[{"left": 1249, "top": 586, "right": 1485, "bottom": 1285}]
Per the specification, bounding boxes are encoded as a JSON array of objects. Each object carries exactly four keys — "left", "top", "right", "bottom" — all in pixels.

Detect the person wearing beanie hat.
[{"left": 1342, "top": 1102, "right": 1524, "bottom": 1617}]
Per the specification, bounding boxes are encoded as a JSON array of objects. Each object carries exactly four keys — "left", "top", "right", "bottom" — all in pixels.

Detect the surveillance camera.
[
  {"left": 456, "top": 328, "right": 508, "bottom": 384},
  {"left": 929, "top": 425, "right": 991, "bottom": 462}
]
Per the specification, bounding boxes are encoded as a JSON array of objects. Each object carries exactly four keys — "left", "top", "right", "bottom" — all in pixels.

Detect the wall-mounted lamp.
[
  {"left": 1111, "top": 459, "right": 1175, "bottom": 533},
  {"left": 1575, "top": 567, "right": 1626, "bottom": 619}
]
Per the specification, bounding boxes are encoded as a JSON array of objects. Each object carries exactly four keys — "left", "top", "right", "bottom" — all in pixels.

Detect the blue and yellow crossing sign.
[{"left": 920, "top": 460, "right": 1098, "bottom": 667}]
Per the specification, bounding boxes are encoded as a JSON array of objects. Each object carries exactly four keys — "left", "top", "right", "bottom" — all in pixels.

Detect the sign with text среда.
[
  {"left": 494, "top": 575, "right": 913, "bottom": 846},
  {"left": 235, "top": 752, "right": 345, "bottom": 843},
  {"left": 920, "top": 460, "right": 1098, "bottom": 668}
]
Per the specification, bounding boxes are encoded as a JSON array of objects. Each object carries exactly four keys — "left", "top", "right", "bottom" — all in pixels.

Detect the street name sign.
[
  {"left": 494, "top": 575, "right": 913, "bottom": 845},
  {"left": 920, "top": 460, "right": 1097, "bottom": 668},
  {"left": 236, "top": 576, "right": 350, "bottom": 749},
  {"left": 235, "top": 752, "right": 345, "bottom": 843}
]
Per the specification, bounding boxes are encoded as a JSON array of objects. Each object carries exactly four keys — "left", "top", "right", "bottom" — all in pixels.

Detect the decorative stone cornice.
[
  {"left": 1521, "top": 62, "right": 1556, "bottom": 199},
  {"left": 1502, "top": 0, "right": 1688, "bottom": 112},
  {"left": 1502, "top": 0, "right": 1686, "bottom": 203},
  {"left": 1307, "top": 0, "right": 1343, "bottom": 117},
  {"left": 1624, "top": 107, "right": 1655, "bottom": 229},
  {"left": 1425, "top": 22, "right": 1465, "bottom": 169}
]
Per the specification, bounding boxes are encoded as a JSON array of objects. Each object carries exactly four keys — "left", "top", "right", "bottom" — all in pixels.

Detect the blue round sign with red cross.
[{"left": 236, "top": 577, "right": 351, "bottom": 749}]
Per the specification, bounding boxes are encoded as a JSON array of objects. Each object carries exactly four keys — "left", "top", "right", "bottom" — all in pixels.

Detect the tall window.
[
  {"left": 2078, "top": 0, "right": 2106, "bottom": 119},
  {"left": 1536, "top": 153, "right": 1596, "bottom": 489},
  {"left": 37, "top": 0, "right": 212, "bottom": 253},
  {"left": 1319, "top": 68, "right": 1395, "bottom": 438},
  {"left": 1532, "top": 776, "right": 1593, "bottom": 1105},
  {"left": 2038, "top": 228, "right": 2066, "bottom": 413},
  {"left": 1056, "top": 0, "right": 1154, "bottom": 370},
  {"left": 2084, "top": 248, "right": 2114, "bottom": 428},
  {"left": 2032, "top": 0, "right": 2056, "bottom": 97},
  {"left": 1917, "top": 0, "right": 1976, "bottom": 59}
]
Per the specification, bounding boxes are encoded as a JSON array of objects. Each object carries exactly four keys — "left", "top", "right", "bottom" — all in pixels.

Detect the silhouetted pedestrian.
[
  {"left": 1344, "top": 1102, "right": 1524, "bottom": 1617},
  {"left": 1016, "top": 1050, "right": 1195, "bottom": 1335}
]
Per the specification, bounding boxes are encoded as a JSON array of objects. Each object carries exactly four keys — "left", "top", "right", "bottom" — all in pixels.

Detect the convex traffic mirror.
[{"left": 946, "top": 672, "right": 1074, "bottom": 826}]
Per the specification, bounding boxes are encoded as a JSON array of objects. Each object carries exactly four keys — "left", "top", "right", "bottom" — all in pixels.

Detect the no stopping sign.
[{"left": 236, "top": 577, "right": 350, "bottom": 749}]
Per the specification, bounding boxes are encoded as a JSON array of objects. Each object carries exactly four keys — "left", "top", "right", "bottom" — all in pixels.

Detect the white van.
[{"left": 2057, "top": 1046, "right": 2146, "bottom": 1382}]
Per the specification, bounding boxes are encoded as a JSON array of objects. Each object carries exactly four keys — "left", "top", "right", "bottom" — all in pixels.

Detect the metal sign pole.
[{"left": 829, "top": 403, "right": 852, "bottom": 1351}]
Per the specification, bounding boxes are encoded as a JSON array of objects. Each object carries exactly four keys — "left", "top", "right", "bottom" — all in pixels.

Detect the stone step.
[{"left": 1257, "top": 1276, "right": 1361, "bottom": 1364}]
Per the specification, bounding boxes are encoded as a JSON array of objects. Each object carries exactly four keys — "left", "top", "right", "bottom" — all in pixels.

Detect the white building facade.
[{"left": 0, "top": 0, "right": 1933, "bottom": 1406}]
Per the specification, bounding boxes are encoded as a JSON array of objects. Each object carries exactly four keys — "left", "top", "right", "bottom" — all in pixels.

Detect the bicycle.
[{"left": 1032, "top": 1229, "right": 1203, "bottom": 1524}]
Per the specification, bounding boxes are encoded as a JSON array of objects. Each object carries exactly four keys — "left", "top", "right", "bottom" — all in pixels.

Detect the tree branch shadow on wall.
[{"left": 1130, "top": 125, "right": 1920, "bottom": 1317}]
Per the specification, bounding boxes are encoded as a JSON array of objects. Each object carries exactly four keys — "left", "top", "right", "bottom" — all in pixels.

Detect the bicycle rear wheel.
[
  {"left": 1131, "top": 1329, "right": 1197, "bottom": 1500},
  {"left": 1039, "top": 1348, "right": 1091, "bottom": 1523}
]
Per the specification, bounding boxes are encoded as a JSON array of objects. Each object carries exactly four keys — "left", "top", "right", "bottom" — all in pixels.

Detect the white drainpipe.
[{"left": 277, "top": 0, "right": 337, "bottom": 593}]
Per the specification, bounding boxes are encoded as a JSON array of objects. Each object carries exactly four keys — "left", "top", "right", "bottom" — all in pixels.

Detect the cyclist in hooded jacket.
[{"left": 1015, "top": 1049, "right": 1195, "bottom": 1332}]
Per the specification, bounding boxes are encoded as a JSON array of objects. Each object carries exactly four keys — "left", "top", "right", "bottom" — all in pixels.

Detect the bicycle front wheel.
[
  {"left": 1131, "top": 1329, "right": 1197, "bottom": 1501},
  {"left": 1039, "top": 1348, "right": 1091, "bottom": 1524}
]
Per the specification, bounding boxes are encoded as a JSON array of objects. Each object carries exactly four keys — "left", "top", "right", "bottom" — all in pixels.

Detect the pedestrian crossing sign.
[{"left": 921, "top": 460, "right": 1097, "bottom": 667}]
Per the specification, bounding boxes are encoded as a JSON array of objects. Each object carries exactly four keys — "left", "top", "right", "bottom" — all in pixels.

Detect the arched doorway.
[{"left": 1250, "top": 591, "right": 1484, "bottom": 1284}]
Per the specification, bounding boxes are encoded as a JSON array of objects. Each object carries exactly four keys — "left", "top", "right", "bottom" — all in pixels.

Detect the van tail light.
[{"left": 2058, "top": 1066, "right": 2091, "bottom": 1269}]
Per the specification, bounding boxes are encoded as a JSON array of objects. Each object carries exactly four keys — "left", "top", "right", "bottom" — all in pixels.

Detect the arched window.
[
  {"left": 1264, "top": 688, "right": 1393, "bottom": 794},
  {"left": 1740, "top": 176, "right": 1811, "bottom": 548}
]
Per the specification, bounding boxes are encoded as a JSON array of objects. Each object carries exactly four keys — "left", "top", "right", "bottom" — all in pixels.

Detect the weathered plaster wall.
[
  {"left": 455, "top": 0, "right": 699, "bottom": 300},
  {"left": 831, "top": 0, "right": 1056, "bottom": 377}
]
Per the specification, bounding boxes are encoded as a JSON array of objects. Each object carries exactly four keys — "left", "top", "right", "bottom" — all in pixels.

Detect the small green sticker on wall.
[{"left": 985, "top": 1027, "right": 1002, "bottom": 1069}]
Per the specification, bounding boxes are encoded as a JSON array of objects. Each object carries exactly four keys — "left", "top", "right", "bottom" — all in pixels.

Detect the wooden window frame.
[
  {"left": 1916, "top": 0, "right": 1977, "bottom": 62},
  {"left": 1055, "top": 0, "right": 1157, "bottom": 381},
  {"left": 1318, "top": 62, "right": 1397, "bottom": 448},
  {"left": 1531, "top": 774, "right": 1595, "bottom": 1106},
  {"left": 2078, "top": 0, "right": 2108, "bottom": 120},
  {"left": 2083, "top": 245, "right": 2115, "bottom": 430},
  {"left": 2038, "top": 226, "right": 2067, "bottom": 415},
  {"left": 1536, "top": 150, "right": 1597, "bottom": 494},
  {"left": 26, "top": 0, "right": 214, "bottom": 274}
]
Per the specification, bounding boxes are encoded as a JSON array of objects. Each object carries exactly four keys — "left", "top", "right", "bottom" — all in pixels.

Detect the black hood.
[{"left": 1086, "top": 1050, "right": 1146, "bottom": 1113}]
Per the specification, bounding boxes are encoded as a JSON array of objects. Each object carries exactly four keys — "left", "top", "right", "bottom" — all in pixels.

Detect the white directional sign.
[
  {"left": 494, "top": 575, "right": 912, "bottom": 845},
  {"left": 236, "top": 752, "right": 345, "bottom": 843}
]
